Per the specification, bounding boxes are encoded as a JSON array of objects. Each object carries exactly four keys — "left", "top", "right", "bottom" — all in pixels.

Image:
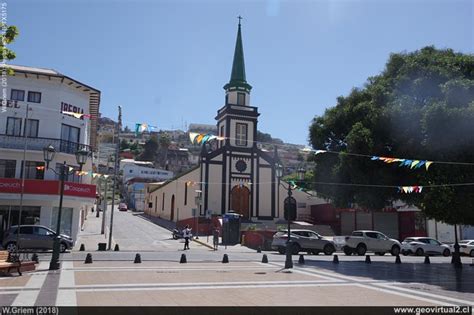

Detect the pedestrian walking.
[
  {"left": 213, "top": 227, "right": 219, "bottom": 250},
  {"left": 183, "top": 225, "right": 192, "bottom": 250}
]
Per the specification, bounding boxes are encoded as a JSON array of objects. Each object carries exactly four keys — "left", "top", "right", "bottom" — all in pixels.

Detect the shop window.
[{"left": 20, "top": 161, "right": 45, "bottom": 180}]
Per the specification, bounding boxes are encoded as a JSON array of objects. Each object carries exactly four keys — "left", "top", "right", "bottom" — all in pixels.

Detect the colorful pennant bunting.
[
  {"left": 371, "top": 156, "right": 433, "bottom": 171},
  {"left": 189, "top": 132, "right": 224, "bottom": 145},
  {"left": 398, "top": 186, "right": 423, "bottom": 193},
  {"left": 135, "top": 123, "right": 158, "bottom": 136}
]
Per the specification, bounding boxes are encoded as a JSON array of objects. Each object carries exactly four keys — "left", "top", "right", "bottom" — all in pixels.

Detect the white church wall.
[
  {"left": 258, "top": 168, "right": 273, "bottom": 217},
  {"left": 145, "top": 167, "right": 201, "bottom": 222},
  {"left": 207, "top": 164, "right": 223, "bottom": 215}
]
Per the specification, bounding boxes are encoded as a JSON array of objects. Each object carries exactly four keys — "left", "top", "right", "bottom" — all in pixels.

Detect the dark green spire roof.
[{"left": 224, "top": 20, "right": 252, "bottom": 91}]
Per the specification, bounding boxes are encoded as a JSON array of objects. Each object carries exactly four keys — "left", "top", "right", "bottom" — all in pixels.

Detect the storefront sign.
[
  {"left": 64, "top": 183, "right": 96, "bottom": 198},
  {"left": 61, "top": 101, "right": 85, "bottom": 118},
  {"left": 0, "top": 178, "right": 96, "bottom": 198}
]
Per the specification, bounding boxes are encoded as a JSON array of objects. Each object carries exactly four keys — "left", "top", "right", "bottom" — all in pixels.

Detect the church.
[{"left": 144, "top": 21, "right": 324, "bottom": 225}]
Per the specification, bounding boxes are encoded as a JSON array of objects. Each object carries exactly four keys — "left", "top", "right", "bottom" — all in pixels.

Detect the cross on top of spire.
[{"left": 238, "top": 15, "right": 243, "bottom": 26}]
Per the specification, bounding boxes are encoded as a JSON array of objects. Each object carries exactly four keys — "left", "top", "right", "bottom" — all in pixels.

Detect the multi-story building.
[{"left": 0, "top": 65, "right": 100, "bottom": 243}]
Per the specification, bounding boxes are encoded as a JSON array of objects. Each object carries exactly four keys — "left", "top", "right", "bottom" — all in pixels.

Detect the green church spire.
[{"left": 224, "top": 17, "right": 252, "bottom": 91}]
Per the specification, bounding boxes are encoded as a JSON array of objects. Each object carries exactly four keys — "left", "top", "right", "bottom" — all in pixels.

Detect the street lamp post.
[
  {"left": 276, "top": 164, "right": 305, "bottom": 270},
  {"left": 43, "top": 145, "right": 88, "bottom": 270}
]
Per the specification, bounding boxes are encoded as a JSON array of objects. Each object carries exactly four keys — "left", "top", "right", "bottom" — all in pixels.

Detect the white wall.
[
  {"left": 145, "top": 168, "right": 200, "bottom": 222},
  {"left": 2, "top": 75, "right": 91, "bottom": 144},
  {"left": 123, "top": 164, "right": 173, "bottom": 182}
]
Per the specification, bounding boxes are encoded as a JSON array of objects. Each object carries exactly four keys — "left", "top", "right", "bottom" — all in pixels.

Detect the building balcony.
[{"left": 0, "top": 134, "right": 92, "bottom": 154}]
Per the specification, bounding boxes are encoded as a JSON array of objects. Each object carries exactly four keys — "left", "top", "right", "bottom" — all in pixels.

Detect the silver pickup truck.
[{"left": 334, "top": 230, "right": 401, "bottom": 256}]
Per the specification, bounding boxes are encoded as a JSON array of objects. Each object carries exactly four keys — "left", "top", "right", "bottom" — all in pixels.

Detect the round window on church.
[{"left": 235, "top": 160, "right": 247, "bottom": 173}]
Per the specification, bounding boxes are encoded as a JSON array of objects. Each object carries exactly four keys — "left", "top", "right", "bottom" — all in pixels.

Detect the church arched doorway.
[
  {"left": 230, "top": 185, "right": 250, "bottom": 219},
  {"left": 170, "top": 195, "right": 175, "bottom": 221}
]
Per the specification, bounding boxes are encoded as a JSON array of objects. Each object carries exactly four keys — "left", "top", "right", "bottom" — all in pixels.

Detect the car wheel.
[
  {"left": 356, "top": 244, "right": 367, "bottom": 256},
  {"left": 470, "top": 250, "right": 474, "bottom": 257},
  {"left": 415, "top": 248, "right": 424, "bottom": 256},
  {"left": 323, "top": 244, "right": 335, "bottom": 255},
  {"left": 278, "top": 247, "right": 286, "bottom": 255},
  {"left": 292, "top": 243, "right": 301, "bottom": 255},
  {"left": 343, "top": 246, "right": 353, "bottom": 256},
  {"left": 391, "top": 245, "right": 400, "bottom": 256},
  {"left": 442, "top": 249, "right": 450, "bottom": 257},
  {"left": 60, "top": 242, "right": 67, "bottom": 253},
  {"left": 402, "top": 250, "right": 409, "bottom": 256},
  {"left": 6, "top": 242, "right": 17, "bottom": 252}
]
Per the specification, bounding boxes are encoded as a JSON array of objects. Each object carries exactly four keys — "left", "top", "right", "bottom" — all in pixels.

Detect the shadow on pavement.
[{"left": 303, "top": 258, "right": 474, "bottom": 294}]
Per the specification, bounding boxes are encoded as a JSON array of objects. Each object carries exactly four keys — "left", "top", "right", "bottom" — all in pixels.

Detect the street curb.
[{"left": 192, "top": 238, "right": 214, "bottom": 250}]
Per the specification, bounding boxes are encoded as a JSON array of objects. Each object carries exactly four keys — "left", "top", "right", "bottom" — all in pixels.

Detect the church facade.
[{"left": 145, "top": 22, "right": 324, "bottom": 223}]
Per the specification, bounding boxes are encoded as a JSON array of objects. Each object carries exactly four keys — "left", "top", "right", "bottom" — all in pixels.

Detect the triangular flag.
[
  {"left": 201, "top": 134, "right": 211, "bottom": 144},
  {"left": 189, "top": 132, "right": 199, "bottom": 144},
  {"left": 415, "top": 161, "right": 426, "bottom": 169},
  {"left": 410, "top": 160, "right": 420, "bottom": 169},
  {"left": 371, "top": 156, "right": 379, "bottom": 160},
  {"left": 425, "top": 161, "right": 433, "bottom": 170},
  {"left": 419, "top": 186, "right": 423, "bottom": 193},
  {"left": 196, "top": 134, "right": 204, "bottom": 144}
]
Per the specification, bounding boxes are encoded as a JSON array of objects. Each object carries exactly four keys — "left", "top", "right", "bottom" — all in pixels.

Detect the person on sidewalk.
[
  {"left": 213, "top": 227, "right": 219, "bottom": 250},
  {"left": 183, "top": 225, "right": 192, "bottom": 250}
]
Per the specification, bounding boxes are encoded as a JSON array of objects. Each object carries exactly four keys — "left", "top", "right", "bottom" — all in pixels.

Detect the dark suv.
[{"left": 2, "top": 225, "right": 74, "bottom": 253}]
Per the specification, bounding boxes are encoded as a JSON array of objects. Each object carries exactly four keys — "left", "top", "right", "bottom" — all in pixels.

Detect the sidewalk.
[
  {"left": 75, "top": 209, "right": 114, "bottom": 252},
  {"left": 137, "top": 213, "right": 256, "bottom": 253}
]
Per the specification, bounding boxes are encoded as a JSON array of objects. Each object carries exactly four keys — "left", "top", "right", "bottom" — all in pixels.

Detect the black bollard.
[
  {"left": 333, "top": 254, "right": 339, "bottom": 264},
  {"left": 134, "top": 253, "right": 141, "bottom": 263},
  {"left": 31, "top": 253, "right": 39, "bottom": 263},
  {"left": 395, "top": 255, "right": 401, "bottom": 264},
  {"left": 424, "top": 255, "right": 430, "bottom": 264},
  {"left": 365, "top": 255, "right": 371, "bottom": 264},
  {"left": 257, "top": 246, "right": 262, "bottom": 253},
  {"left": 262, "top": 254, "right": 268, "bottom": 263},
  {"left": 84, "top": 253, "right": 93, "bottom": 264},
  {"left": 114, "top": 244, "right": 120, "bottom": 251},
  {"left": 222, "top": 254, "right": 229, "bottom": 263},
  {"left": 79, "top": 244, "right": 85, "bottom": 251},
  {"left": 298, "top": 254, "right": 305, "bottom": 264},
  {"left": 180, "top": 254, "right": 187, "bottom": 264}
]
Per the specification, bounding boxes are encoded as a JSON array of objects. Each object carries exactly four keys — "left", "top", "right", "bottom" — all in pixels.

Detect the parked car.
[
  {"left": 459, "top": 240, "right": 474, "bottom": 257},
  {"left": 271, "top": 229, "right": 336, "bottom": 255},
  {"left": 2, "top": 225, "right": 74, "bottom": 253},
  {"left": 401, "top": 237, "right": 451, "bottom": 256},
  {"left": 338, "top": 230, "right": 401, "bottom": 256},
  {"left": 119, "top": 203, "right": 128, "bottom": 211}
]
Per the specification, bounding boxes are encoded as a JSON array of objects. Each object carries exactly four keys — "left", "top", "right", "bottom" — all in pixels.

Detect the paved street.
[{"left": 0, "top": 210, "right": 473, "bottom": 307}]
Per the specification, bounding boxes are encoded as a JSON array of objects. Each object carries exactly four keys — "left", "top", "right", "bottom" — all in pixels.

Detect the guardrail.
[{"left": 0, "top": 134, "right": 92, "bottom": 154}]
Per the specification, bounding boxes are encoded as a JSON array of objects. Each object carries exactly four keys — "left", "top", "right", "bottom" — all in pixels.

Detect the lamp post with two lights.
[{"left": 43, "top": 144, "right": 89, "bottom": 270}]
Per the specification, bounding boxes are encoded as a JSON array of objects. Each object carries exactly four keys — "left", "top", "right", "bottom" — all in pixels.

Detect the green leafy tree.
[
  {"left": 1, "top": 23, "right": 19, "bottom": 73},
  {"left": 138, "top": 135, "right": 158, "bottom": 161},
  {"left": 120, "top": 139, "right": 129, "bottom": 151},
  {"left": 157, "top": 132, "right": 171, "bottom": 167},
  {"left": 309, "top": 46, "right": 474, "bottom": 225}
]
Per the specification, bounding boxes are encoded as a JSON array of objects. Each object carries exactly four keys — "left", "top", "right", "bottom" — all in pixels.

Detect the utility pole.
[
  {"left": 108, "top": 106, "right": 122, "bottom": 250},
  {"left": 16, "top": 103, "right": 30, "bottom": 255}
]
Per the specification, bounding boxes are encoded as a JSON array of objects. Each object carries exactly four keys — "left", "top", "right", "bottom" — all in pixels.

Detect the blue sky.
[{"left": 9, "top": 0, "right": 473, "bottom": 145}]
